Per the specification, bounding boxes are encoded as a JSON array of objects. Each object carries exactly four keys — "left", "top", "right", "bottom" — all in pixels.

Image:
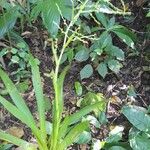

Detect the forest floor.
[{"left": 0, "top": 1, "right": 150, "bottom": 149}]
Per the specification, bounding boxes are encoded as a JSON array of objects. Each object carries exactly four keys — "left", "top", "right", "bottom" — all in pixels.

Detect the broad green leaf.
[
  {"left": 0, "top": 144, "right": 13, "bottom": 150},
  {"left": 107, "top": 17, "right": 115, "bottom": 28},
  {"left": 99, "top": 32, "right": 112, "bottom": 49},
  {"left": 67, "top": 49, "right": 74, "bottom": 62},
  {"left": 97, "top": 62, "right": 108, "bottom": 78},
  {"left": 111, "top": 46, "right": 124, "bottom": 60},
  {"left": 127, "top": 85, "right": 137, "bottom": 97},
  {"left": 41, "top": 0, "right": 72, "bottom": 37},
  {"left": 146, "top": 11, "right": 150, "bottom": 17},
  {"left": 0, "top": 8, "right": 19, "bottom": 38},
  {"left": 46, "top": 121, "right": 52, "bottom": 135},
  {"left": 107, "top": 59, "right": 122, "bottom": 73},
  {"left": 60, "top": 53, "right": 67, "bottom": 64},
  {"left": 129, "top": 128, "right": 150, "bottom": 150},
  {"left": 75, "top": 50, "right": 89, "bottom": 62},
  {"left": 111, "top": 25, "right": 136, "bottom": 42},
  {"left": 111, "top": 25, "right": 136, "bottom": 48},
  {"left": 109, "top": 146, "right": 126, "bottom": 150},
  {"left": 11, "top": 56, "right": 19, "bottom": 63},
  {"left": 80, "top": 64, "right": 93, "bottom": 80},
  {"left": 122, "top": 105, "right": 150, "bottom": 132},
  {"left": 59, "top": 121, "right": 89, "bottom": 149},
  {"left": 113, "top": 31, "right": 135, "bottom": 49},
  {"left": 29, "top": 55, "right": 46, "bottom": 140},
  {"left": 106, "top": 126, "right": 124, "bottom": 143},
  {"left": 98, "top": 111, "right": 108, "bottom": 125},
  {"left": 86, "top": 115, "right": 100, "bottom": 128},
  {"left": 95, "top": 12, "right": 108, "bottom": 28},
  {"left": 75, "top": 131, "right": 91, "bottom": 144},
  {"left": 16, "top": 80, "right": 29, "bottom": 93},
  {"left": 74, "top": 81, "right": 83, "bottom": 96}
]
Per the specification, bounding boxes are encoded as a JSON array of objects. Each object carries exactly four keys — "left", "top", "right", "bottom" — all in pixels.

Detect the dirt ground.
[{"left": 0, "top": 1, "right": 150, "bottom": 149}]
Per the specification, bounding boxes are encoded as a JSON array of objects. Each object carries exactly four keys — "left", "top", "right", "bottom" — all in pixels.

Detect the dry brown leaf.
[{"left": 6, "top": 126, "right": 24, "bottom": 138}]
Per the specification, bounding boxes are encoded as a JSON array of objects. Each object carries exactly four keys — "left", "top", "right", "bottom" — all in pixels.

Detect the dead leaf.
[
  {"left": 136, "top": 0, "right": 148, "bottom": 6},
  {"left": 6, "top": 126, "right": 24, "bottom": 138}
]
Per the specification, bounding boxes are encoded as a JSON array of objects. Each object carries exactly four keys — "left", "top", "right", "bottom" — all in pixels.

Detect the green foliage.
[
  {"left": 31, "top": 0, "right": 72, "bottom": 37},
  {"left": 74, "top": 12, "right": 136, "bottom": 79},
  {"left": 0, "top": 7, "right": 19, "bottom": 38},
  {"left": 80, "top": 64, "right": 93, "bottom": 80},
  {"left": 0, "top": 42, "right": 30, "bottom": 81},
  {"left": 0, "top": 55, "right": 106, "bottom": 150},
  {"left": 74, "top": 81, "right": 83, "bottom": 96},
  {"left": 122, "top": 105, "right": 150, "bottom": 150}
]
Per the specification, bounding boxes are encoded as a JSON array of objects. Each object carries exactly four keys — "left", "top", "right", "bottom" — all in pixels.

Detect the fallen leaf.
[{"left": 6, "top": 126, "right": 24, "bottom": 138}]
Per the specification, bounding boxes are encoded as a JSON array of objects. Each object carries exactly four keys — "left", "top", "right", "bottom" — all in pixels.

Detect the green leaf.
[
  {"left": 106, "top": 126, "right": 124, "bottom": 143},
  {"left": 0, "top": 95, "right": 40, "bottom": 141},
  {"left": 0, "top": 68, "right": 35, "bottom": 126},
  {"left": 127, "top": 85, "right": 137, "bottom": 97},
  {"left": 95, "top": 12, "right": 108, "bottom": 28},
  {"left": 111, "top": 25, "right": 136, "bottom": 48},
  {"left": 17, "top": 42, "right": 26, "bottom": 49},
  {"left": 109, "top": 146, "right": 126, "bottom": 150},
  {"left": 0, "top": 8, "right": 19, "bottom": 38},
  {"left": 59, "top": 100, "right": 106, "bottom": 139},
  {"left": 29, "top": 55, "right": 47, "bottom": 141},
  {"left": 129, "top": 128, "right": 150, "bottom": 150},
  {"left": 0, "top": 129, "right": 28, "bottom": 147},
  {"left": 16, "top": 80, "right": 29, "bottom": 93},
  {"left": 111, "top": 46, "right": 124, "bottom": 60},
  {"left": 122, "top": 105, "right": 150, "bottom": 132},
  {"left": 86, "top": 115, "right": 100, "bottom": 128},
  {"left": 97, "top": 62, "right": 108, "bottom": 78},
  {"left": 74, "top": 81, "right": 83, "bottom": 96},
  {"left": 67, "top": 49, "right": 74, "bottom": 63},
  {"left": 80, "top": 64, "right": 93, "bottom": 80},
  {"left": 107, "top": 59, "right": 122, "bottom": 73},
  {"left": 146, "top": 11, "right": 150, "bottom": 17},
  {"left": 41, "top": 0, "right": 72, "bottom": 37},
  {"left": 75, "top": 50, "right": 89, "bottom": 62},
  {"left": 59, "top": 121, "right": 89, "bottom": 149},
  {"left": 0, "top": 144, "right": 13, "bottom": 150},
  {"left": 75, "top": 131, "right": 91, "bottom": 144},
  {"left": 11, "top": 56, "right": 20, "bottom": 63},
  {"left": 45, "top": 121, "right": 52, "bottom": 135}
]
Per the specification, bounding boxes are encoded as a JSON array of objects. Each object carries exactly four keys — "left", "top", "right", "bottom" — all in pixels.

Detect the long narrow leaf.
[
  {"left": 57, "top": 65, "right": 70, "bottom": 118},
  {"left": 59, "top": 101, "right": 105, "bottom": 138},
  {"left": 0, "top": 68, "right": 35, "bottom": 125},
  {"left": 58, "top": 121, "right": 89, "bottom": 150},
  {"left": 0, "top": 95, "right": 40, "bottom": 140},
  {"left": 29, "top": 55, "right": 47, "bottom": 142},
  {"left": 0, "top": 129, "right": 28, "bottom": 147}
]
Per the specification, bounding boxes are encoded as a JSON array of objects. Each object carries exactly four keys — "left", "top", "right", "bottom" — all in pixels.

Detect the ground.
[{"left": 0, "top": 1, "right": 150, "bottom": 149}]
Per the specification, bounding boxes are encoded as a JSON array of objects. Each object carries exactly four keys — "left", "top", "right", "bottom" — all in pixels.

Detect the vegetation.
[{"left": 0, "top": 0, "right": 149, "bottom": 150}]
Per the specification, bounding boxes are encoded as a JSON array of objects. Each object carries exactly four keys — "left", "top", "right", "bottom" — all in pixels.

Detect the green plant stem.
[{"left": 50, "top": 1, "right": 89, "bottom": 150}]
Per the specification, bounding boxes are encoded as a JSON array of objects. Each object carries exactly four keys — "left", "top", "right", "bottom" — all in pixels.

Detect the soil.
[{"left": 0, "top": 1, "right": 150, "bottom": 149}]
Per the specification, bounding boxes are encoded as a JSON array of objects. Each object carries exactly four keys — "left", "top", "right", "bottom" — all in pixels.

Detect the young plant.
[
  {"left": 0, "top": 1, "right": 107, "bottom": 149},
  {"left": 0, "top": 42, "right": 30, "bottom": 81},
  {"left": 74, "top": 13, "right": 136, "bottom": 79}
]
